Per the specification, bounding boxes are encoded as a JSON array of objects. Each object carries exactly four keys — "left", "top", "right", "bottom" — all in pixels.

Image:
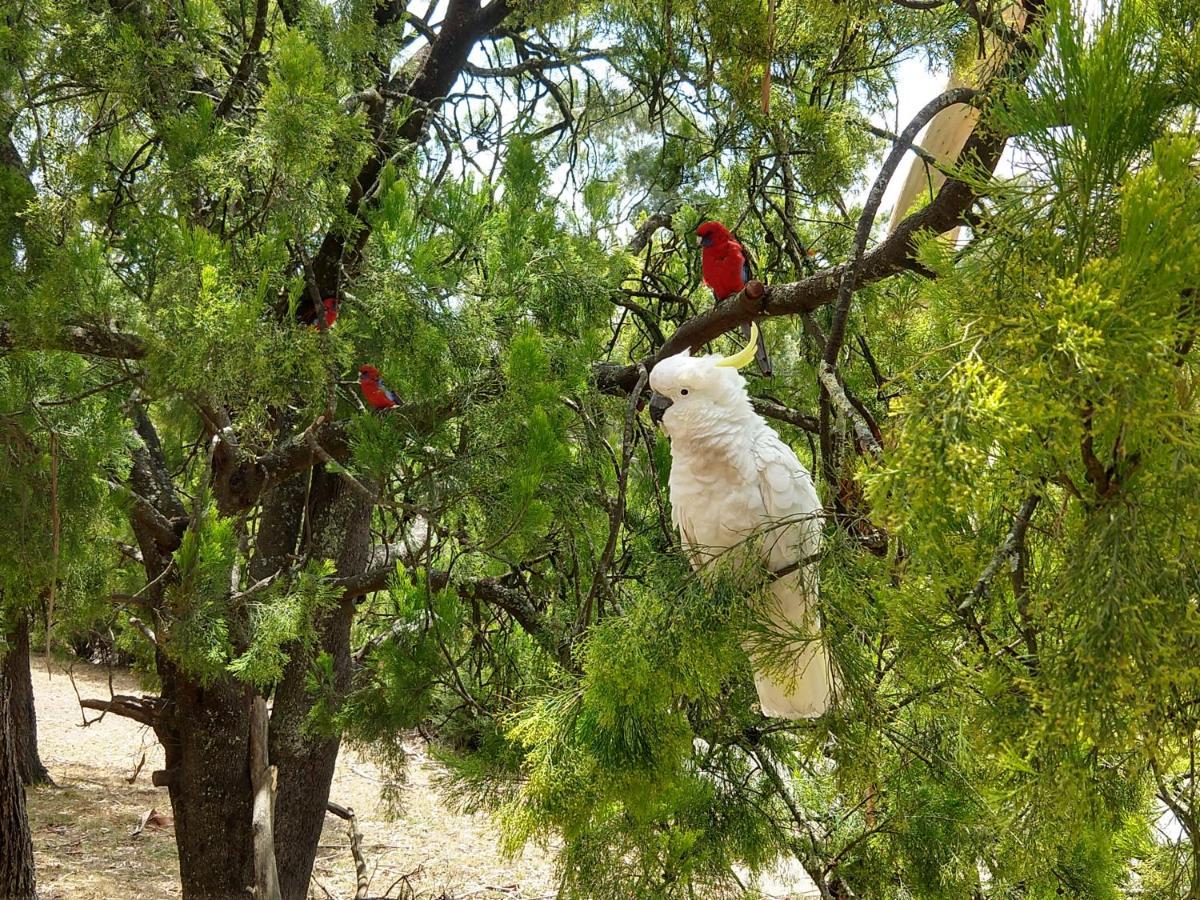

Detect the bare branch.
[
  {"left": 752, "top": 398, "right": 820, "bottom": 435},
  {"left": 628, "top": 212, "right": 674, "bottom": 254},
  {"left": 827, "top": 87, "right": 979, "bottom": 368},
  {"left": 578, "top": 365, "right": 647, "bottom": 633},
  {"left": 79, "top": 694, "right": 163, "bottom": 728},
  {"left": 325, "top": 803, "right": 369, "bottom": 899},
  {"left": 957, "top": 494, "right": 1041, "bottom": 613},
  {"left": 816, "top": 363, "right": 883, "bottom": 459},
  {"left": 250, "top": 695, "right": 282, "bottom": 900}
]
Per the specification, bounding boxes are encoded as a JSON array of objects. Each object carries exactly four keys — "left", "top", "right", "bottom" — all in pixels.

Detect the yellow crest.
[{"left": 714, "top": 322, "right": 760, "bottom": 370}]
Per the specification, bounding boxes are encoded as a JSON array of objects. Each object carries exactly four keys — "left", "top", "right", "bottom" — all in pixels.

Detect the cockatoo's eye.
[{"left": 679, "top": 389, "right": 689, "bottom": 396}]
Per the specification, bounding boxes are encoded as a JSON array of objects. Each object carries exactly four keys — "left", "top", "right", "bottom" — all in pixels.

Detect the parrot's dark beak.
[{"left": 648, "top": 392, "right": 672, "bottom": 426}]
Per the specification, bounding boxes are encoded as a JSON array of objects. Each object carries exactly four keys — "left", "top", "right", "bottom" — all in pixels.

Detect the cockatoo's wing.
[
  {"left": 747, "top": 430, "right": 831, "bottom": 718},
  {"left": 671, "top": 481, "right": 729, "bottom": 571},
  {"left": 751, "top": 432, "right": 822, "bottom": 571},
  {"left": 671, "top": 502, "right": 702, "bottom": 569}
]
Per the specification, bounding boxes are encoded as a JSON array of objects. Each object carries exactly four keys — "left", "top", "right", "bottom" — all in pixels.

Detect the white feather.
[{"left": 650, "top": 352, "right": 832, "bottom": 719}]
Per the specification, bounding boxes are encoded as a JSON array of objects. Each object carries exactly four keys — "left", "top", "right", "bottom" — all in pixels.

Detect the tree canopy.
[{"left": 2, "top": 0, "right": 1199, "bottom": 896}]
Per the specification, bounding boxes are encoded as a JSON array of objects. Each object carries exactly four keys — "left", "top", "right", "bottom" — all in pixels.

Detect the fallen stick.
[{"left": 327, "top": 801, "right": 370, "bottom": 899}]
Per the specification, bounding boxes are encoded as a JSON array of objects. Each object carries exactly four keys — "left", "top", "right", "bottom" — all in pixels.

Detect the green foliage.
[
  {"left": 228, "top": 561, "right": 340, "bottom": 688},
  {"left": 4, "top": 0, "right": 1200, "bottom": 896},
  {"left": 494, "top": 562, "right": 785, "bottom": 897}
]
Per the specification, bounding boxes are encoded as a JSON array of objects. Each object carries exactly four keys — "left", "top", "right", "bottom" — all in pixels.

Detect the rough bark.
[
  {"left": 3, "top": 614, "right": 52, "bottom": 786},
  {"left": 125, "top": 404, "right": 257, "bottom": 899},
  {"left": 268, "top": 470, "right": 372, "bottom": 900},
  {"left": 0, "top": 668, "right": 36, "bottom": 899},
  {"left": 158, "top": 666, "right": 256, "bottom": 899}
]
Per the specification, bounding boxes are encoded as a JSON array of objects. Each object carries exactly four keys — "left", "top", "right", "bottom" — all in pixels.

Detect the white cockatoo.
[{"left": 648, "top": 324, "right": 833, "bottom": 718}]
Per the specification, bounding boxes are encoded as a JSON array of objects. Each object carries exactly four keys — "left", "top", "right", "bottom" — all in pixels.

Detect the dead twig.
[
  {"left": 327, "top": 801, "right": 371, "bottom": 899},
  {"left": 126, "top": 750, "right": 147, "bottom": 784},
  {"left": 577, "top": 365, "right": 648, "bottom": 634}
]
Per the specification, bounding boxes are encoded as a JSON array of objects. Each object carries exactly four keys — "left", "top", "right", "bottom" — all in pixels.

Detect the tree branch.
[
  {"left": 338, "top": 545, "right": 570, "bottom": 667},
  {"left": 751, "top": 398, "right": 820, "bottom": 435},
  {"left": 249, "top": 694, "right": 282, "bottom": 900},
  {"left": 0, "top": 321, "right": 148, "bottom": 360},
  {"left": 214, "top": 0, "right": 270, "bottom": 120},
  {"left": 79, "top": 694, "right": 164, "bottom": 728},
  {"left": 212, "top": 379, "right": 499, "bottom": 516},
  {"left": 957, "top": 494, "right": 1041, "bottom": 613},
  {"left": 816, "top": 362, "right": 883, "bottom": 458},
  {"left": 825, "top": 87, "right": 979, "bottom": 367}
]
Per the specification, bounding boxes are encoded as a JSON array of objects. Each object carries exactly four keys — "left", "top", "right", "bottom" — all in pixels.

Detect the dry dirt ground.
[{"left": 24, "top": 654, "right": 558, "bottom": 899}]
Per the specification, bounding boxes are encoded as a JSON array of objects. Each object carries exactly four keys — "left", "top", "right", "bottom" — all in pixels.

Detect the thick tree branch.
[
  {"left": 594, "top": 145, "right": 1001, "bottom": 392},
  {"left": 214, "top": 0, "right": 270, "bottom": 119},
  {"left": 627, "top": 212, "right": 674, "bottom": 254},
  {"left": 0, "top": 321, "right": 148, "bottom": 360},
  {"left": 79, "top": 694, "right": 164, "bottom": 728},
  {"left": 751, "top": 398, "right": 820, "bottom": 435}
]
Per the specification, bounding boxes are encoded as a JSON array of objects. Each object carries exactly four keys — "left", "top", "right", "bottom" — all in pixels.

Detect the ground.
[{"left": 24, "top": 654, "right": 558, "bottom": 899}]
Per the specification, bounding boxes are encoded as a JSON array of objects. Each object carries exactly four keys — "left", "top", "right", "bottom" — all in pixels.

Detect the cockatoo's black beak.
[{"left": 648, "top": 392, "right": 672, "bottom": 426}]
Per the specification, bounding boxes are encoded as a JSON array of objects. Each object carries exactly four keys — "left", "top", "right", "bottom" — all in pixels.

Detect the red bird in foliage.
[
  {"left": 302, "top": 297, "right": 340, "bottom": 329},
  {"left": 696, "top": 220, "right": 772, "bottom": 376},
  {"left": 358, "top": 365, "right": 400, "bottom": 410}
]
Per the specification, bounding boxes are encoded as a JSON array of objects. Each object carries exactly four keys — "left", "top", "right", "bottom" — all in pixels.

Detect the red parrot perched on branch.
[
  {"left": 301, "top": 297, "right": 340, "bottom": 329},
  {"left": 358, "top": 364, "right": 400, "bottom": 410},
  {"left": 696, "top": 221, "right": 772, "bottom": 376}
]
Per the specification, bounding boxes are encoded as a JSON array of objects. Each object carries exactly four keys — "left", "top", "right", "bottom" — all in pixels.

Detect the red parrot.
[
  {"left": 302, "top": 297, "right": 340, "bottom": 329},
  {"left": 358, "top": 364, "right": 400, "bottom": 410},
  {"left": 696, "top": 220, "right": 772, "bottom": 376}
]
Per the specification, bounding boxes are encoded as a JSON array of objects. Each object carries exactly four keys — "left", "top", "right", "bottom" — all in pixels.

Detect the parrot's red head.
[
  {"left": 696, "top": 220, "right": 734, "bottom": 248},
  {"left": 359, "top": 364, "right": 380, "bottom": 380}
]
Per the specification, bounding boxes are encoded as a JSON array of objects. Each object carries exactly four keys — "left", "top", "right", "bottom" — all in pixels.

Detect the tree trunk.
[
  {"left": 269, "top": 470, "right": 372, "bottom": 900},
  {"left": 3, "top": 614, "right": 53, "bottom": 786},
  {"left": 157, "top": 658, "right": 256, "bottom": 899},
  {"left": 0, "top": 668, "right": 36, "bottom": 898},
  {"left": 120, "top": 404, "right": 256, "bottom": 899}
]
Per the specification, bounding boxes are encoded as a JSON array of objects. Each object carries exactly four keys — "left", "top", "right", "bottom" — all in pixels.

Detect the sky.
[{"left": 863, "top": 56, "right": 954, "bottom": 216}]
